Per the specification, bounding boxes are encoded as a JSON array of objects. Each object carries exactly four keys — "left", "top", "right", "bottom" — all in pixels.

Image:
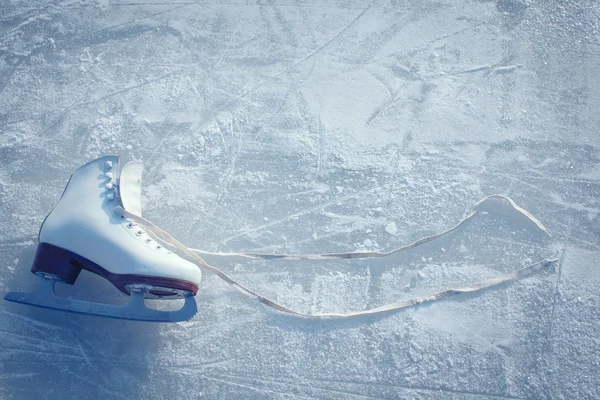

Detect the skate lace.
[
  {"left": 115, "top": 195, "right": 558, "bottom": 319},
  {"left": 125, "top": 220, "right": 165, "bottom": 251},
  {"left": 107, "top": 162, "right": 164, "bottom": 250}
]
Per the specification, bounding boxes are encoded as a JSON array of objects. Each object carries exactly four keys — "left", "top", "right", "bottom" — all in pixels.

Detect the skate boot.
[{"left": 4, "top": 155, "right": 202, "bottom": 322}]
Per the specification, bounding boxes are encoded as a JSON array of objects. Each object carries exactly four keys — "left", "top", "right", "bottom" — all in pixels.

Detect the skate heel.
[{"left": 31, "top": 243, "right": 82, "bottom": 285}]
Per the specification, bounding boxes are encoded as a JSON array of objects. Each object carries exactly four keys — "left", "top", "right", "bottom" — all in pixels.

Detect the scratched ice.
[{"left": 1, "top": 1, "right": 599, "bottom": 399}]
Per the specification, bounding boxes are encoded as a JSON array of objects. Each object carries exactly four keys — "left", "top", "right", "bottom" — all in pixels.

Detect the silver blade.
[{"left": 4, "top": 276, "right": 197, "bottom": 323}]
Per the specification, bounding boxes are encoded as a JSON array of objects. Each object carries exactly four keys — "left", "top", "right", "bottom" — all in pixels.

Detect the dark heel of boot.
[{"left": 31, "top": 243, "right": 82, "bottom": 285}]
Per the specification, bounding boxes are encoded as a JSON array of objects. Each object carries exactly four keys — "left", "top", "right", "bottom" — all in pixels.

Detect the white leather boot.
[{"left": 5, "top": 155, "right": 202, "bottom": 322}]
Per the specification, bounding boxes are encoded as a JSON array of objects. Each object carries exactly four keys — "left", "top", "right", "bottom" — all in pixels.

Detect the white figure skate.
[{"left": 4, "top": 155, "right": 202, "bottom": 322}]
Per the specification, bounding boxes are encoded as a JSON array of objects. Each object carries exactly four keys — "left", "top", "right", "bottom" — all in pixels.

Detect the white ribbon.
[{"left": 116, "top": 195, "right": 556, "bottom": 318}]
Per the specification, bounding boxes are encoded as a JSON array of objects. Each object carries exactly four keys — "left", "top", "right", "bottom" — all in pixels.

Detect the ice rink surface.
[{"left": 1, "top": 0, "right": 599, "bottom": 398}]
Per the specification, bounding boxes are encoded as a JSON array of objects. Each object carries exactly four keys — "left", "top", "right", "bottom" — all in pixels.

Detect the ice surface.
[{"left": 1, "top": 0, "right": 599, "bottom": 398}]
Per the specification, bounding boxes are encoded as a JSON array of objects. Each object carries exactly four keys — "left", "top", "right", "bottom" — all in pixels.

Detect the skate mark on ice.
[
  {"left": 486, "top": 235, "right": 548, "bottom": 249},
  {"left": 159, "top": 357, "right": 233, "bottom": 372},
  {"left": 451, "top": 64, "right": 520, "bottom": 100},
  {"left": 366, "top": 82, "right": 408, "bottom": 126},
  {"left": 561, "top": 253, "right": 595, "bottom": 273},
  {"left": 446, "top": 65, "right": 492, "bottom": 81},
  {"left": 0, "top": 330, "right": 80, "bottom": 352},
  {"left": 2, "top": 359, "right": 94, "bottom": 367},
  {"left": 183, "top": 23, "right": 242, "bottom": 161},
  {"left": 0, "top": 63, "right": 18, "bottom": 98},
  {"left": 541, "top": 224, "right": 598, "bottom": 250},
  {"left": 452, "top": 72, "right": 480, "bottom": 100},
  {"left": 145, "top": 83, "right": 192, "bottom": 169},
  {"left": 293, "top": 4, "right": 371, "bottom": 65},
  {"left": 87, "top": 4, "right": 193, "bottom": 36},
  {"left": 394, "top": 385, "right": 522, "bottom": 399},
  {"left": 487, "top": 173, "right": 556, "bottom": 198},
  {"left": 447, "top": 64, "right": 520, "bottom": 78},
  {"left": 0, "top": 0, "right": 67, "bottom": 42},
  {"left": 428, "top": 22, "right": 486, "bottom": 46},
  {"left": 0, "top": 2, "right": 53, "bottom": 24},
  {"left": 0, "top": 372, "right": 42, "bottom": 380},
  {"left": 214, "top": 79, "right": 300, "bottom": 205},
  {"left": 190, "top": 79, "right": 230, "bottom": 157},
  {"left": 365, "top": 22, "right": 485, "bottom": 67},
  {"left": 2, "top": 331, "right": 145, "bottom": 366},
  {"left": 164, "top": 6, "right": 359, "bottom": 145},
  {"left": 386, "top": 145, "right": 407, "bottom": 203},
  {"left": 486, "top": 171, "right": 597, "bottom": 186},
  {"left": 77, "top": 338, "right": 93, "bottom": 367},
  {"left": 222, "top": 174, "right": 411, "bottom": 243},
  {"left": 108, "top": 2, "right": 207, "bottom": 6},
  {"left": 3, "top": 310, "right": 71, "bottom": 332},
  {"left": 214, "top": 372, "right": 523, "bottom": 399},
  {"left": 94, "top": 70, "right": 181, "bottom": 103},
  {"left": 278, "top": 185, "right": 333, "bottom": 200},
  {"left": 65, "top": 369, "right": 130, "bottom": 400},
  {"left": 214, "top": 4, "right": 371, "bottom": 113},
  {"left": 304, "top": 376, "right": 523, "bottom": 399},
  {"left": 215, "top": 372, "right": 382, "bottom": 399},
  {"left": 313, "top": 115, "right": 324, "bottom": 181},
  {"left": 203, "top": 374, "right": 314, "bottom": 399},
  {"left": 541, "top": 244, "right": 568, "bottom": 394},
  {"left": 32, "top": 94, "right": 90, "bottom": 139},
  {"left": 369, "top": 67, "right": 404, "bottom": 94},
  {"left": 173, "top": 3, "right": 364, "bottom": 9},
  {"left": 5, "top": 347, "right": 88, "bottom": 362},
  {"left": 31, "top": 71, "right": 179, "bottom": 141}
]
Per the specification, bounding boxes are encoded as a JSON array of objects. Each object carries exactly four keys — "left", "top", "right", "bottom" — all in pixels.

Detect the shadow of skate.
[{"left": 1, "top": 242, "right": 166, "bottom": 400}]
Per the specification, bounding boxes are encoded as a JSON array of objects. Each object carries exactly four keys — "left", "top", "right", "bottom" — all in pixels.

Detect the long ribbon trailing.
[
  {"left": 116, "top": 195, "right": 556, "bottom": 318},
  {"left": 190, "top": 195, "right": 550, "bottom": 261}
]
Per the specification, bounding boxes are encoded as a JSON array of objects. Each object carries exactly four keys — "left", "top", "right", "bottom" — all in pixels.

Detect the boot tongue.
[{"left": 119, "top": 161, "right": 143, "bottom": 217}]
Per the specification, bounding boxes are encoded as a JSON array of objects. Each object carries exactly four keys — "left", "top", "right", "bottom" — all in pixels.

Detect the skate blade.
[{"left": 4, "top": 276, "right": 197, "bottom": 323}]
